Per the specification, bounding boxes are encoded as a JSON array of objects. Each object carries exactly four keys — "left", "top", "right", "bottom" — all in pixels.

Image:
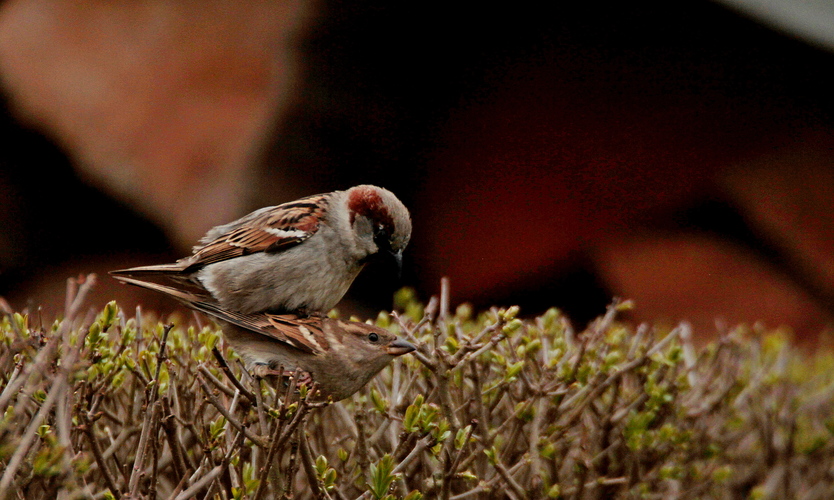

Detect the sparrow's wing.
[
  {"left": 189, "top": 193, "right": 331, "bottom": 268},
  {"left": 189, "top": 304, "right": 326, "bottom": 355},
  {"left": 110, "top": 193, "right": 331, "bottom": 277},
  {"left": 112, "top": 275, "right": 323, "bottom": 354}
]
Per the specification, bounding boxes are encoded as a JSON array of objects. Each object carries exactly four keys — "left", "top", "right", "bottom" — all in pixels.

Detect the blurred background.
[{"left": 2, "top": 0, "right": 834, "bottom": 345}]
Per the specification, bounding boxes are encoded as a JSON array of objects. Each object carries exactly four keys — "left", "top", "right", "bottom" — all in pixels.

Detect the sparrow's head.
[
  {"left": 331, "top": 320, "right": 415, "bottom": 361},
  {"left": 346, "top": 185, "right": 412, "bottom": 269},
  {"left": 316, "top": 319, "right": 416, "bottom": 400}
]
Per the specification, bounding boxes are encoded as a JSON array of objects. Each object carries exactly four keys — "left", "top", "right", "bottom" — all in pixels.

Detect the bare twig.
[
  {"left": 0, "top": 372, "right": 67, "bottom": 497},
  {"left": 173, "top": 466, "right": 223, "bottom": 500},
  {"left": 253, "top": 398, "right": 311, "bottom": 500},
  {"left": 494, "top": 459, "right": 527, "bottom": 500},
  {"left": 211, "top": 347, "right": 256, "bottom": 404},
  {"left": 300, "top": 430, "right": 332, "bottom": 500},
  {"left": 128, "top": 324, "right": 173, "bottom": 496},
  {"left": 197, "top": 374, "right": 266, "bottom": 447},
  {"left": 197, "top": 364, "right": 237, "bottom": 399},
  {"left": 81, "top": 416, "right": 122, "bottom": 500},
  {"left": 161, "top": 397, "right": 189, "bottom": 481}
]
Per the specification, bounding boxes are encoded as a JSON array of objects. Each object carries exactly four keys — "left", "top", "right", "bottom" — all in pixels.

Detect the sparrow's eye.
[
  {"left": 373, "top": 224, "right": 391, "bottom": 247},
  {"left": 368, "top": 332, "right": 380, "bottom": 343}
]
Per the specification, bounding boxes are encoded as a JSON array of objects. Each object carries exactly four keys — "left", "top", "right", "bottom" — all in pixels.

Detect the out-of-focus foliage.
[{"left": 1, "top": 277, "right": 834, "bottom": 499}]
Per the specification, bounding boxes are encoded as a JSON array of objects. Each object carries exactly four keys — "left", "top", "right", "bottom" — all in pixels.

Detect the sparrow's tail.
[
  {"left": 109, "top": 262, "right": 191, "bottom": 277},
  {"left": 110, "top": 275, "right": 209, "bottom": 306}
]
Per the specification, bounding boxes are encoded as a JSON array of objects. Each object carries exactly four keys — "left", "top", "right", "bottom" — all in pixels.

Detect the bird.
[
  {"left": 111, "top": 185, "right": 412, "bottom": 316},
  {"left": 113, "top": 275, "right": 416, "bottom": 401}
]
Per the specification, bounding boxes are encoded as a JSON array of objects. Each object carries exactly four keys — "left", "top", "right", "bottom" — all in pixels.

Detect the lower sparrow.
[{"left": 113, "top": 276, "right": 415, "bottom": 401}]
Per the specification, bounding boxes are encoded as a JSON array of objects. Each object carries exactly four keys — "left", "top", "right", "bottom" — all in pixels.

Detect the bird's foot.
[
  {"left": 292, "top": 370, "right": 314, "bottom": 388},
  {"left": 293, "top": 307, "right": 327, "bottom": 319},
  {"left": 264, "top": 307, "right": 326, "bottom": 319},
  {"left": 252, "top": 365, "right": 313, "bottom": 388}
]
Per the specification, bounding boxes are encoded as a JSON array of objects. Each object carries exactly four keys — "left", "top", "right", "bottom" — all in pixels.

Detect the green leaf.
[
  {"left": 209, "top": 417, "right": 226, "bottom": 440},
  {"left": 500, "top": 306, "right": 520, "bottom": 321},
  {"left": 32, "top": 444, "right": 65, "bottom": 477},
  {"left": 324, "top": 468, "right": 337, "bottom": 490},
  {"left": 368, "top": 454, "right": 397, "bottom": 499},
  {"left": 403, "top": 396, "right": 424, "bottom": 433},
  {"left": 376, "top": 311, "right": 391, "bottom": 328},
  {"left": 393, "top": 287, "right": 417, "bottom": 310},
  {"left": 32, "top": 389, "right": 47, "bottom": 403},
  {"left": 404, "top": 491, "right": 423, "bottom": 500},
  {"left": 484, "top": 446, "right": 498, "bottom": 465},
  {"left": 87, "top": 323, "right": 103, "bottom": 349},
  {"left": 455, "top": 303, "right": 473, "bottom": 321},
  {"left": 13, "top": 313, "right": 29, "bottom": 337},
  {"left": 316, "top": 455, "right": 329, "bottom": 475},
  {"left": 157, "top": 363, "right": 170, "bottom": 395},
  {"left": 506, "top": 361, "right": 525, "bottom": 380},
  {"left": 370, "top": 386, "right": 388, "bottom": 414},
  {"left": 455, "top": 425, "right": 472, "bottom": 450},
  {"left": 418, "top": 404, "right": 440, "bottom": 433},
  {"left": 445, "top": 335, "right": 460, "bottom": 354},
  {"left": 99, "top": 301, "right": 118, "bottom": 331},
  {"left": 502, "top": 319, "right": 523, "bottom": 335}
]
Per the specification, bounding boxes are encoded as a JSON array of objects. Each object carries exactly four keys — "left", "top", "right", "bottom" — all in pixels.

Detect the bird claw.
[
  {"left": 293, "top": 307, "right": 326, "bottom": 319},
  {"left": 252, "top": 365, "right": 313, "bottom": 388},
  {"left": 293, "top": 371, "right": 314, "bottom": 387}
]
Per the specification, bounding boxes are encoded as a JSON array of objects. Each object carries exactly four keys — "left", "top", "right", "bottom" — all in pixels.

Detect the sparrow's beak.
[
  {"left": 392, "top": 250, "right": 403, "bottom": 279},
  {"left": 387, "top": 337, "right": 416, "bottom": 356}
]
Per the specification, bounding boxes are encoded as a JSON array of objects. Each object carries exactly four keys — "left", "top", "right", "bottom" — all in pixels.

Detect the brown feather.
[
  {"left": 112, "top": 193, "right": 332, "bottom": 278},
  {"left": 111, "top": 275, "right": 321, "bottom": 353},
  {"left": 183, "top": 193, "right": 331, "bottom": 271}
]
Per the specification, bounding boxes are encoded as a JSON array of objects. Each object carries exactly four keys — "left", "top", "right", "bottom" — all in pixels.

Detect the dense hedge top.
[{"left": 1, "top": 278, "right": 834, "bottom": 499}]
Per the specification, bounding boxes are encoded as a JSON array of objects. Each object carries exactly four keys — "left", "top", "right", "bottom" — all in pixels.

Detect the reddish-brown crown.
[{"left": 347, "top": 186, "right": 395, "bottom": 232}]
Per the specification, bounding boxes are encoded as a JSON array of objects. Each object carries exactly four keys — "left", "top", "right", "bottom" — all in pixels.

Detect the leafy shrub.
[{"left": 1, "top": 276, "right": 834, "bottom": 499}]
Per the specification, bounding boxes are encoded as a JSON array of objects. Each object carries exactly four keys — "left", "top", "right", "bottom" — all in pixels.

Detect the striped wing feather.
[
  {"left": 111, "top": 275, "right": 322, "bottom": 354},
  {"left": 183, "top": 193, "right": 331, "bottom": 270}
]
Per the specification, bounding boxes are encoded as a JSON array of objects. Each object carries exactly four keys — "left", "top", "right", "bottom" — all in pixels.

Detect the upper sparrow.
[
  {"left": 111, "top": 185, "right": 411, "bottom": 315},
  {"left": 113, "top": 275, "right": 416, "bottom": 401}
]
